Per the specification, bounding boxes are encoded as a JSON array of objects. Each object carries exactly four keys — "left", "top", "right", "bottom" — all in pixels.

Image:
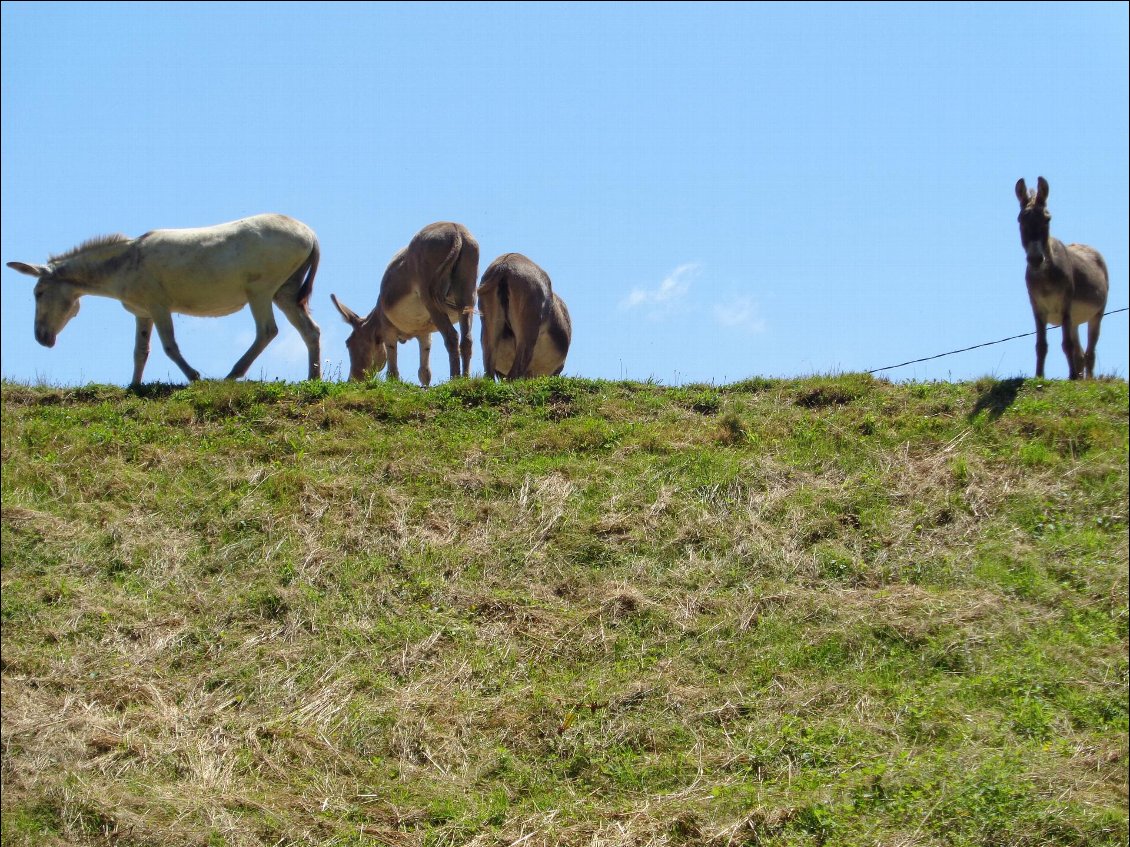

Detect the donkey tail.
[
  {"left": 436, "top": 229, "right": 461, "bottom": 283},
  {"left": 477, "top": 257, "right": 512, "bottom": 310},
  {"left": 435, "top": 225, "right": 477, "bottom": 311},
  {"left": 295, "top": 238, "right": 320, "bottom": 308},
  {"left": 497, "top": 273, "right": 510, "bottom": 317}
]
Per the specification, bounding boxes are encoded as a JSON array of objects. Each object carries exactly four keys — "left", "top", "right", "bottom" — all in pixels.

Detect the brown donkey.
[
  {"left": 331, "top": 222, "right": 478, "bottom": 384},
  {"left": 1015, "top": 177, "right": 1108, "bottom": 379},
  {"left": 478, "top": 253, "right": 572, "bottom": 380}
]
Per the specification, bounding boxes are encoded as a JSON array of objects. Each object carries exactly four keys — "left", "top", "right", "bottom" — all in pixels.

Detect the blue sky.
[{"left": 2, "top": 1, "right": 1127, "bottom": 386}]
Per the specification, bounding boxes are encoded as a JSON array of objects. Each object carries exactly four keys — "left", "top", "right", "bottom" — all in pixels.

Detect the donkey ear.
[
  {"left": 6, "top": 261, "right": 48, "bottom": 278},
  {"left": 1035, "top": 177, "right": 1049, "bottom": 206},
  {"left": 1014, "top": 179, "right": 1030, "bottom": 208},
  {"left": 330, "top": 293, "right": 362, "bottom": 327}
]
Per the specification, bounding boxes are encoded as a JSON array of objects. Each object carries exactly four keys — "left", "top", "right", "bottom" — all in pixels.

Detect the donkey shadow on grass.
[{"left": 969, "top": 377, "right": 1026, "bottom": 422}]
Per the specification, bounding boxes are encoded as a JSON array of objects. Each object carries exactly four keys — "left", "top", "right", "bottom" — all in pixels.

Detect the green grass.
[{"left": 1, "top": 374, "right": 1127, "bottom": 846}]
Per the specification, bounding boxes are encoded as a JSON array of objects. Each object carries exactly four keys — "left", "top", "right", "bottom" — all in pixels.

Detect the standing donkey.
[
  {"left": 6, "top": 214, "right": 322, "bottom": 385},
  {"left": 478, "top": 253, "right": 572, "bottom": 380},
  {"left": 330, "top": 222, "right": 478, "bottom": 384},
  {"left": 1015, "top": 177, "right": 1108, "bottom": 379}
]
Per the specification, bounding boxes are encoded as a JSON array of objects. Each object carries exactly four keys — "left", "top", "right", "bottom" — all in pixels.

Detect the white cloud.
[
  {"left": 713, "top": 296, "right": 766, "bottom": 334},
  {"left": 620, "top": 263, "right": 700, "bottom": 313}
]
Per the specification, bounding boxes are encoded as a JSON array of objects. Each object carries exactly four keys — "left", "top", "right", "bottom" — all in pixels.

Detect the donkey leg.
[
  {"left": 417, "top": 335, "right": 433, "bottom": 387},
  {"left": 1065, "top": 323, "right": 1085, "bottom": 380},
  {"left": 1083, "top": 314, "right": 1102, "bottom": 379},
  {"left": 460, "top": 310, "right": 473, "bottom": 377},
  {"left": 1059, "top": 308, "right": 1080, "bottom": 380},
  {"left": 478, "top": 289, "right": 505, "bottom": 380},
  {"left": 504, "top": 289, "right": 549, "bottom": 380},
  {"left": 423, "top": 302, "right": 462, "bottom": 379},
  {"left": 505, "top": 298, "right": 547, "bottom": 380},
  {"left": 453, "top": 233, "right": 479, "bottom": 377},
  {"left": 226, "top": 296, "right": 279, "bottom": 380},
  {"left": 149, "top": 307, "right": 201, "bottom": 382},
  {"left": 480, "top": 327, "right": 497, "bottom": 381},
  {"left": 385, "top": 342, "right": 401, "bottom": 382},
  {"left": 131, "top": 315, "right": 154, "bottom": 387},
  {"left": 274, "top": 294, "right": 322, "bottom": 380},
  {"left": 505, "top": 324, "right": 538, "bottom": 381},
  {"left": 1033, "top": 316, "right": 1048, "bottom": 378}
]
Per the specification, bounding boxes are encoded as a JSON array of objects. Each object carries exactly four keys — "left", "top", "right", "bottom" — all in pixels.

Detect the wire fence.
[{"left": 866, "top": 307, "right": 1129, "bottom": 375}]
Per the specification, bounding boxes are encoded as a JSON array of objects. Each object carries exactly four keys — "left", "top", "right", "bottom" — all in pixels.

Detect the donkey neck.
[
  {"left": 1026, "top": 233, "right": 1071, "bottom": 274},
  {"left": 1026, "top": 239, "right": 1081, "bottom": 300},
  {"left": 53, "top": 239, "right": 137, "bottom": 293},
  {"left": 359, "top": 304, "right": 394, "bottom": 341}
]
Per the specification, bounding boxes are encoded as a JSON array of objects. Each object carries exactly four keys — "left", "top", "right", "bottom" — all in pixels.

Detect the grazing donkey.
[
  {"left": 6, "top": 214, "right": 322, "bottom": 386},
  {"left": 330, "top": 222, "right": 478, "bottom": 384},
  {"left": 1015, "top": 177, "right": 1109, "bottom": 379},
  {"left": 478, "top": 253, "right": 572, "bottom": 379}
]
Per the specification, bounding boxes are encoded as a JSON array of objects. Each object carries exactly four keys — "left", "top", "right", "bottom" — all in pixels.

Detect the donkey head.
[
  {"left": 1015, "top": 177, "right": 1052, "bottom": 266},
  {"left": 330, "top": 293, "right": 387, "bottom": 380},
  {"left": 6, "top": 261, "right": 82, "bottom": 348}
]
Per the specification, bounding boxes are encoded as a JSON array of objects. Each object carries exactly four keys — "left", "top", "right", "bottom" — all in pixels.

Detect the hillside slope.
[{"left": 2, "top": 375, "right": 1127, "bottom": 847}]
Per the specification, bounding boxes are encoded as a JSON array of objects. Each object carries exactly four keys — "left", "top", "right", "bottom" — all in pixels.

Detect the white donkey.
[{"left": 7, "top": 213, "right": 322, "bottom": 386}]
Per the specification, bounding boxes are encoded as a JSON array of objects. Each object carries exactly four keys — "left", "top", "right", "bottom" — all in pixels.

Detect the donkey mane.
[{"left": 49, "top": 233, "right": 132, "bottom": 265}]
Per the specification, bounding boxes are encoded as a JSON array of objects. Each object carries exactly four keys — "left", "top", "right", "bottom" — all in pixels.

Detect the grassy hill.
[{"left": 1, "top": 374, "right": 1127, "bottom": 847}]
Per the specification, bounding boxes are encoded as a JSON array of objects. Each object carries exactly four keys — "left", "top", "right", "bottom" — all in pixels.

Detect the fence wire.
[{"left": 867, "top": 307, "right": 1129, "bottom": 374}]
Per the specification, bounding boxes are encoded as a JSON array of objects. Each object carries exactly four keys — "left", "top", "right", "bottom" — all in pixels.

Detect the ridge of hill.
[{"left": 2, "top": 374, "right": 1127, "bottom": 846}]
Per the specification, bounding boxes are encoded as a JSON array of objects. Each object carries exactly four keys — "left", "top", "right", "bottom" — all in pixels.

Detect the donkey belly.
[
  {"left": 383, "top": 292, "right": 460, "bottom": 337},
  {"left": 121, "top": 278, "right": 250, "bottom": 318},
  {"left": 1029, "top": 287, "right": 1101, "bottom": 327},
  {"left": 1069, "top": 299, "right": 1103, "bottom": 326},
  {"left": 165, "top": 283, "right": 253, "bottom": 317}
]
